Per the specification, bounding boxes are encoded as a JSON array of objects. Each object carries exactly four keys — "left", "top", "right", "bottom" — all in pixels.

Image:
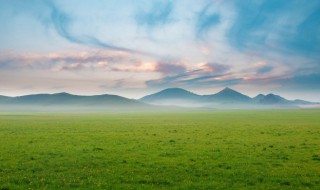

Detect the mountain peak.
[
  {"left": 145, "top": 88, "right": 197, "bottom": 97},
  {"left": 55, "top": 92, "right": 72, "bottom": 95},
  {"left": 161, "top": 88, "right": 189, "bottom": 93},
  {"left": 253, "top": 94, "right": 266, "bottom": 102},
  {"left": 265, "top": 93, "right": 283, "bottom": 99},
  {"left": 140, "top": 88, "right": 200, "bottom": 103},
  {"left": 221, "top": 87, "right": 232, "bottom": 91},
  {"left": 255, "top": 94, "right": 265, "bottom": 98},
  {"left": 207, "top": 87, "right": 252, "bottom": 103},
  {"left": 259, "top": 93, "right": 288, "bottom": 104},
  {"left": 217, "top": 87, "right": 239, "bottom": 94}
]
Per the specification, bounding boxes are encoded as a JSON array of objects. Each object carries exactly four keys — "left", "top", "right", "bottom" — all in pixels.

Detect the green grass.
[{"left": 0, "top": 110, "right": 320, "bottom": 189}]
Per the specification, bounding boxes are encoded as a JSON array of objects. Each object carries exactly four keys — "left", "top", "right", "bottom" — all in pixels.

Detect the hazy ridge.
[
  {"left": 140, "top": 87, "right": 318, "bottom": 108},
  {"left": 0, "top": 87, "right": 318, "bottom": 111}
]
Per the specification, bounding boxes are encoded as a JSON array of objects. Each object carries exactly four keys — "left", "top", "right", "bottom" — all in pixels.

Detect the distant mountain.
[
  {"left": 140, "top": 88, "right": 202, "bottom": 106},
  {"left": 204, "top": 87, "right": 252, "bottom": 103},
  {"left": 0, "top": 88, "right": 318, "bottom": 110},
  {"left": 253, "top": 94, "right": 316, "bottom": 105},
  {"left": 139, "top": 87, "right": 318, "bottom": 108},
  {"left": 257, "top": 94, "right": 289, "bottom": 104},
  {"left": 0, "top": 92, "right": 148, "bottom": 108},
  {"left": 0, "top": 95, "right": 10, "bottom": 103},
  {"left": 293, "top": 99, "right": 315, "bottom": 105},
  {"left": 140, "top": 87, "right": 252, "bottom": 106},
  {"left": 253, "top": 94, "right": 266, "bottom": 103}
]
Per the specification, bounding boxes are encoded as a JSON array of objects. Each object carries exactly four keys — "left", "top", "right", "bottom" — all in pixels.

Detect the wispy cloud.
[
  {"left": 0, "top": 51, "right": 135, "bottom": 71},
  {"left": 155, "top": 60, "right": 186, "bottom": 75},
  {"left": 278, "top": 73, "right": 320, "bottom": 90},
  {"left": 196, "top": 3, "right": 220, "bottom": 38},
  {"left": 0, "top": 51, "right": 186, "bottom": 75},
  {"left": 135, "top": 0, "right": 174, "bottom": 29},
  {"left": 110, "top": 62, "right": 156, "bottom": 73},
  {"left": 257, "top": 65, "right": 273, "bottom": 74},
  {"left": 40, "top": 0, "right": 150, "bottom": 55},
  {"left": 227, "top": 0, "right": 320, "bottom": 58},
  {"left": 200, "top": 63, "right": 231, "bottom": 74},
  {"left": 145, "top": 72, "right": 241, "bottom": 89},
  {"left": 145, "top": 62, "right": 236, "bottom": 88}
]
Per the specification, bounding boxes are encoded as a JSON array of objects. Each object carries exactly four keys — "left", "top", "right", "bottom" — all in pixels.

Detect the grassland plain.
[{"left": 0, "top": 110, "right": 320, "bottom": 189}]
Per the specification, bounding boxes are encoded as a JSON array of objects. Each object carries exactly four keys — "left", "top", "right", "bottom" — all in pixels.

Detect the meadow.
[{"left": 0, "top": 110, "right": 319, "bottom": 189}]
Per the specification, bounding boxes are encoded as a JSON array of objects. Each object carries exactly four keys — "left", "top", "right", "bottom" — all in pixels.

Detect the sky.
[{"left": 0, "top": 0, "right": 319, "bottom": 101}]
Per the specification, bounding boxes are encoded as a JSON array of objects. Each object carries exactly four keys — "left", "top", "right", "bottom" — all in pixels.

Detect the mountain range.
[
  {"left": 0, "top": 87, "right": 318, "bottom": 111},
  {"left": 0, "top": 92, "right": 151, "bottom": 111},
  {"left": 139, "top": 87, "right": 318, "bottom": 108}
]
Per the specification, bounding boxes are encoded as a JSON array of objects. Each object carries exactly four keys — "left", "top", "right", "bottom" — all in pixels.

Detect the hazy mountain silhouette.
[
  {"left": 253, "top": 94, "right": 266, "bottom": 103},
  {"left": 0, "top": 88, "right": 318, "bottom": 111},
  {"left": 257, "top": 94, "right": 289, "bottom": 104},
  {"left": 1, "top": 92, "right": 147, "bottom": 108},
  {"left": 293, "top": 99, "right": 315, "bottom": 105},
  {"left": 203, "top": 87, "right": 252, "bottom": 103},
  {"left": 140, "top": 88, "right": 201, "bottom": 106},
  {"left": 141, "top": 87, "right": 254, "bottom": 106},
  {"left": 0, "top": 95, "right": 10, "bottom": 104},
  {"left": 140, "top": 87, "right": 317, "bottom": 107}
]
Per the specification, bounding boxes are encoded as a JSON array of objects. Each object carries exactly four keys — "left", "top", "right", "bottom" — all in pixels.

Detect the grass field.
[{"left": 1, "top": 110, "right": 320, "bottom": 189}]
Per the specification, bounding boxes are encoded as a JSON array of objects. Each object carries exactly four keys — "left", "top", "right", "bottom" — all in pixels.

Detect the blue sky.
[{"left": 0, "top": 0, "right": 319, "bottom": 101}]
